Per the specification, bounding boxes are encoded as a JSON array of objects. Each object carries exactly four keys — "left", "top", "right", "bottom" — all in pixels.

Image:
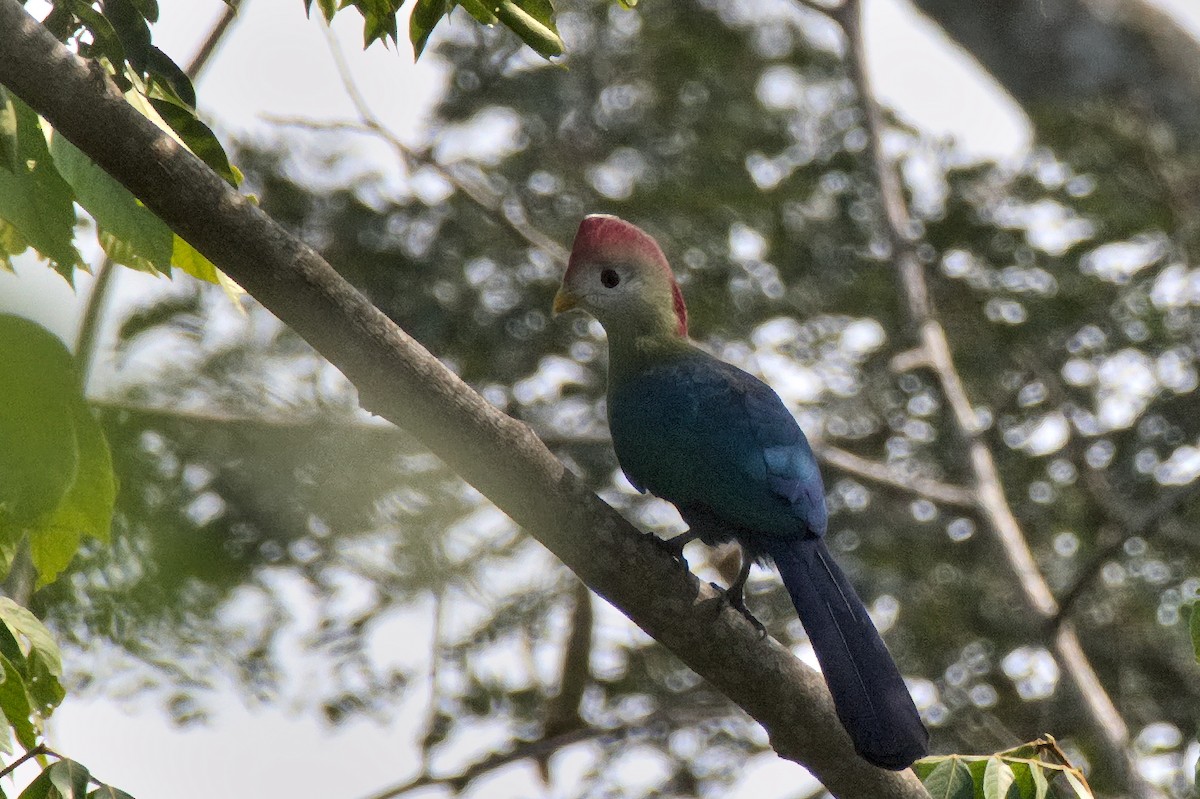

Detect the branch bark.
[
  {"left": 0, "top": 4, "right": 928, "bottom": 797},
  {"left": 910, "top": 0, "right": 1200, "bottom": 147}
]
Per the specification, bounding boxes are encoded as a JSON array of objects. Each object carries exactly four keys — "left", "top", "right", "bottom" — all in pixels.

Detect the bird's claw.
[
  {"left": 710, "top": 581, "right": 767, "bottom": 638},
  {"left": 649, "top": 532, "right": 690, "bottom": 569}
]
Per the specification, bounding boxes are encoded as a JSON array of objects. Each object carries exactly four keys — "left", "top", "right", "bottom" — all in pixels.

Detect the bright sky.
[{"left": 3, "top": 0, "right": 1199, "bottom": 797}]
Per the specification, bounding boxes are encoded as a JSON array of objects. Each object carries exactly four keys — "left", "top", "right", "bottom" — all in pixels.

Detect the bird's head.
[{"left": 553, "top": 215, "right": 687, "bottom": 339}]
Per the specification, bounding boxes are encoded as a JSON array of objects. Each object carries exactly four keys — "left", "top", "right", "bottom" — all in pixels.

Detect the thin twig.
[
  {"left": 816, "top": 443, "right": 976, "bottom": 507},
  {"left": 303, "top": 28, "right": 570, "bottom": 262},
  {"left": 830, "top": 0, "right": 1144, "bottom": 791},
  {"left": 418, "top": 588, "right": 445, "bottom": 774},
  {"left": 75, "top": 256, "right": 116, "bottom": 391},
  {"left": 1015, "top": 348, "right": 1200, "bottom": 628},
  {"left": 358, "top": 708, "right": 700, "bottom": 799},
  {"left": 185, "top": 0, "right": 243, "bottom": 81},
  {"left": 0, "top": 744, "right": 60, "bottom": 781}
]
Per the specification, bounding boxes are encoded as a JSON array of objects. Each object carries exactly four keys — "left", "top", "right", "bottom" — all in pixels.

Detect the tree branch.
[
  {"left": 832, "top": 0, "right": 1144, "bottom": 791},
  {"left": 0, "top": 4, "right": 927, "bottom": 796}
]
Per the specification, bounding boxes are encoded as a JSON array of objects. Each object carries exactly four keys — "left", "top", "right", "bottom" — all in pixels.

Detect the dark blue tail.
[{"left": 769, "top": 537, "right": 928, "bottom": 770}]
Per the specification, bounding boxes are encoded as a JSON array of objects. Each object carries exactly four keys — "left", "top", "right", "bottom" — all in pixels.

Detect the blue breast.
[{"left": 607, "top": 349, "right": 826, "bottom": 543}]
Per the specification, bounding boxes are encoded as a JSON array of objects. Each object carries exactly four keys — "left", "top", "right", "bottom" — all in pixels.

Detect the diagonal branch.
[
  {"left": 0, "top": 4, "right": 927, "bottom": 797},
  {"left": 828, "top": 0, "right": 1144, "bottom": 792}
]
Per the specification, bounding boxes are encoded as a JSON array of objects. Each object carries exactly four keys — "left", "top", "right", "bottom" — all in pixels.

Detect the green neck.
[{"left": 605, "top": 328, "right": 694, "bottom": 388}]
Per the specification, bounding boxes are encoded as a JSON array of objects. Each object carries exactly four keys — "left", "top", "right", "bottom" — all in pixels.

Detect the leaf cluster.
[
  {"left": 0, "top": 1, "right": 238, "bottom": 283},
  {"left": 917, "top": 738, "right": 1094, "bottom": 799}
]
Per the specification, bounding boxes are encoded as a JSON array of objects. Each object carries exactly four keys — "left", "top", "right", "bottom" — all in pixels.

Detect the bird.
[{"left": 552, "top": 214, "right": 929, "bottom": 770}]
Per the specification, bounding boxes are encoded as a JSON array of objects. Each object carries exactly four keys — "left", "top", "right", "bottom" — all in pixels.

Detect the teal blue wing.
[{"left": 607, "top": 352, "right": 826, "bottom": 539}]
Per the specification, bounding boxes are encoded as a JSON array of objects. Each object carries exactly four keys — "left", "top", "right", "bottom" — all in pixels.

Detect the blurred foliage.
[
  {"left": 0, "top": 316, "right": 123, "bottom": 793},
  {"left": 8, "top": 0, "right": 1200, "bottom": 796}
]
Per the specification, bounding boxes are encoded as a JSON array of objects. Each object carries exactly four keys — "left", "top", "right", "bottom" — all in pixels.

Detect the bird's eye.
[{"left": 600, "top": 269, "right": 620, "bottom": 288}]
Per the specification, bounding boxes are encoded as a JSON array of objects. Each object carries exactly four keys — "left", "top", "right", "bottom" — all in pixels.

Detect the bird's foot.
[
  {"left": 650, "top": 531, "right": 695, "bottom": 569},
  {"left": 711, "top": 581, "right": 767, "bottom": 638}
]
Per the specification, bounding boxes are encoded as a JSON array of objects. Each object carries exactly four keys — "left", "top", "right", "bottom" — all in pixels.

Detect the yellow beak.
[{"left": 552, "top": 287, "right": 579, "bottom": 315}]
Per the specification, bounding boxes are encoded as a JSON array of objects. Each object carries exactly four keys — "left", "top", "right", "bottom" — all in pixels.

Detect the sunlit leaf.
[
  {"left": 170, "top": 235, "right": 218, "bottom": 283},
  {"left": 47, "top": 760, "right": 90, "bottom": 799},
  {"left": 0, "top": 99, "right": 81, "bottom": 278},
  {"left": 145, "top": 96, "right": 237, "bottom": 186},
  {"left": 0, "top": 598, "right": 64, "bottom": 684},
  {"left": 1063, "top": 770, "right": 1094, "bottom": 798},
  {"left": 0, "top": 87, "right": 18, "bottom": 173},
  {"left": 87, "top": 786, "right": 136, "bottom": 799},
  {"left": 409, "top": 0, "right": 448, "bottom": 59},
  {"left": 0, "top": 219, "right": 28, "bottom": 272},
  {"left": 495, "top": 0, "right": 562, "bottom": 58},
  {"left": 0, "top": 655, "right": 37, "bottom": 750},
  {"left": 455, "top": 0, "right": 498, "bottom": 25},
  {"left": 983, "top": 757, "right": 1016, "bottom": 799},
  {"left": 1032, "top": 763, "right": 1050, "bottom": 799}
]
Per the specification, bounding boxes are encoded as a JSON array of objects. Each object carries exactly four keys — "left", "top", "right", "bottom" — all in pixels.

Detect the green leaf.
[
  {"left": 0, "top": 655, "right": 38, "bottom": 750},
  {"left": 47, "top": 760, "right": 90, "bottom": 799},
  {"left": 101, "top": 0, "right": 153, "bottom": 74},
  {"left": 983, "top": 757, "right": 1016, "bottom": 799},
  {"left": 0, "top": 315, "right": 82, "bottom": 535},
  {"left": 48, "top": 133, "right": 173, "bottom": 275},
  {"left": 171, "top": 235, "right": 219, "bottom": 283},
  {"left": 361, "top": 8, "right": 400, "bottom": 47},
  {"left": 146, "top": 46, "right": 196, "bottom": 108},
  {"left": 0, "top": 598, "right": 64, "bottom": 683},
  {"left": 1008, "top": 761, "right": 1037, "bottom": 799},
  {"left": 0, "top": 220, "right": 29, "bottom": 272},
  {"left": 0, "top": 99, "right": 82, "bottom": 278},
  {"left": 456, "top": 0, "right": 498, "bottom": 25},
  {"left": 0, "top": 87, "right": 18, "bottom": 173},
  {"left": 17, "top": 767, "right": 52, "bottom": 799},
  {"left": 127, "top": 0, "right": 159, "bottom": 23},
  {"left": 922, "top": 757, "right": 975, "bottom": 799},
  {"left": 87, "top": 787, "right": 135, "bottom": 799},
  {"left": 29, "top": 393, "right": 117, "bottom": 586},
  {"left": 305, "top": 0, "right": 337, "bottom": 21},
  {"left": 1063, "top": 771, "right": 1094, "bottom": 799},
  {"left": 0, "top": 599, "right": 64, "bottom": 715},
  {"left": 145, "top": 97, "right": 237, "bottom": 187},
  {"left": 409, "top": 0, "right": 447, "bottom": 59},
  {"left": 73, "top": 4, "right": 128, "bottom": 69},
  {"left": 174, "top": 233, "right": 245, "bottom": 302},
  {"left": 495, "top": 0, "right": 563, "bottom": 58}
]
